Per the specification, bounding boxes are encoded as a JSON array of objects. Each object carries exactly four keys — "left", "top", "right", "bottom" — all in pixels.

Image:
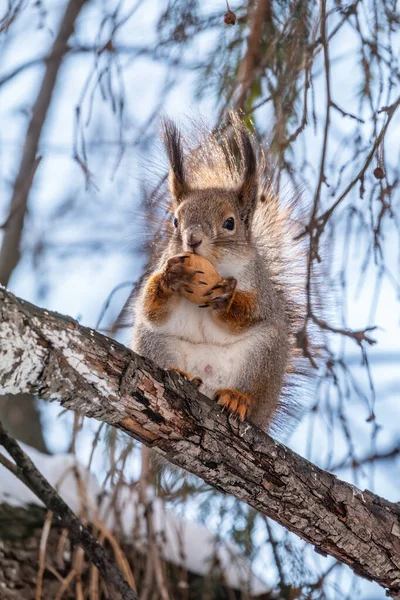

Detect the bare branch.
[
  {"left": 318, "top": 94, "right": 400, "bottom": 226},
  {"left": 0, "top": 0, "right": 88, "bottom": 286},
  {"left": 234, "top": 0, "right": 272, "bottom": 111},
  {"left": 0, "top": 420, "right": 138, "bottom": 600}
]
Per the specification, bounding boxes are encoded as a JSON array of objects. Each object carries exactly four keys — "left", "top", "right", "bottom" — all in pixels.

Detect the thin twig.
[
  {"left": 36, "top": 510, "right": 53, "bottom": 600},
  {"left": 0, "top": 421, "right": 138, "bottom": 600}
]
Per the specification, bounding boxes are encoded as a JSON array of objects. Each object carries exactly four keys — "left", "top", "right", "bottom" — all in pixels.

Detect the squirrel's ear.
[
  {"left": 237, "top": 130, "right": 258, "bottom": 224},
  {"left": 163, "top": 119, "right": 189, "bottom": 204}
]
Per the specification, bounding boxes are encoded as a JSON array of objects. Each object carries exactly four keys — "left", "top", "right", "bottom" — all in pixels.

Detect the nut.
[{"left": 178, "top": 253, "right": 221, "bottom": 304}]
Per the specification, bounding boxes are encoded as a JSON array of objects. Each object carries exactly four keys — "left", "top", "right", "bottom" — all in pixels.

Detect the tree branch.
[
  {"left": 0, "top": 0, "right": 88, "bottom": 456},
  {"left": 234, "top": 0, "right": 272, "bottom": 111},
  {"left": 0, "top": 421, "right": 138, "bottom": 600},
  {"left": 1, "top": 287, "right": 400, "bottom": 596},
  {"left": 0, "top": 0, "right": 87, "bottom": 286}
]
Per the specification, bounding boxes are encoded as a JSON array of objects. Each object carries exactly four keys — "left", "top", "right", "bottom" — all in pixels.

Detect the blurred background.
[{"left": 0, "top": 0, "right": 399, "bottom": 598}]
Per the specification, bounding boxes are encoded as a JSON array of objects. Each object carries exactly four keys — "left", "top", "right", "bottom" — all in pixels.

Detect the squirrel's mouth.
[
  {"left": 183, "top": 242, "right": 201, "bottom": 255},
  {"left": 182, "top": 241, "right": 219, "bottom": 266}
]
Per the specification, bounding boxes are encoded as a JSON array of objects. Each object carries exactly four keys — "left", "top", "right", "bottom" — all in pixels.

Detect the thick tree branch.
[{"left": 1, "top": 287, "right": 400, "bottom": 597}]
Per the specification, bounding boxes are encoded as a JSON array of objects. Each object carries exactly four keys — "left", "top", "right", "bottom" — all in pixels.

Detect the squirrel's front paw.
[
  {"left": 213, "top": 388, "right": 251, "bottom": 421},
  {"left": 199, "top": 277, "right": 237, "bottom": 310},
  {"left": 163, "top": 254, "right": 207, "bottom": 295}
]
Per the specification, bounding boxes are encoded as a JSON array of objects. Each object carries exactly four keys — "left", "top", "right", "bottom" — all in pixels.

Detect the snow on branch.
[{"left": 1, "top": 287, "right": 400, "bottom": 596}]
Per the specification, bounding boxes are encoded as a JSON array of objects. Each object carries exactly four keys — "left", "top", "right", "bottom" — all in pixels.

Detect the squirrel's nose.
[{"left": 186, "top": 230, "right": 203, "bottom": 253}]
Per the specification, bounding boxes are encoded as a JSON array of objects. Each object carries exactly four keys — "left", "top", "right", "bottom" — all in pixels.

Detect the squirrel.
[{"left": 131, "top": 113, "right": 307, "bottom": 432}]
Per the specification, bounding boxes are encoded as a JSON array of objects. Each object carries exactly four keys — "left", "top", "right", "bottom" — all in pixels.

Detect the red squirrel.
[{"left": 132, "top": 114, "right": 306, "bottom": 430}]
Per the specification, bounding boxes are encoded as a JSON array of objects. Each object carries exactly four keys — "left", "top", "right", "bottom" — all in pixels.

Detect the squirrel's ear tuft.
[
  {"left": 238, "top": 129, "right": 258, "bottom": 224},
  {"left": 163, "top": 119, "right": 189, "bottom": 203}
]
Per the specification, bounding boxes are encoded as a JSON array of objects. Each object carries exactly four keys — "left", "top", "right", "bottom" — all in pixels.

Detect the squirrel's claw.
[
  {"left": 164, "top": 256, "right": 205, "bottom": 293},
  {"left": 199, "top": 277, "right": 237, "bottom": 310},
  {"left": 213, "top": 388, "right": 251, "bottom": 421}
]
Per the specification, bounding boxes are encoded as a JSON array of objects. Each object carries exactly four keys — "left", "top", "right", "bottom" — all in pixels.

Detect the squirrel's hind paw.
[
  {"left": 168, "top": 367, "right": 203, "bottom": 389},
  {"left": 213, "top": 388, "right": 251, "bottom": 421}
]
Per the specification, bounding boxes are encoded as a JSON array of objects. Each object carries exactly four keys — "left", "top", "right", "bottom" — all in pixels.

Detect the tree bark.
[{"left": 1, "top": 287, "right": 400, "bottom": 597}]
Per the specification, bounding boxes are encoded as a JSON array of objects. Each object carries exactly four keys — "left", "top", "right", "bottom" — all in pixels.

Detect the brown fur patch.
[
  {"left": 217, "top": 290, "right": 257, "bottom": 332},
  {"left": 142, "top": 272, "right": 173, "bottom": 324},
  {"left": 213, "top": 388, "right": 252, "bottom": 421}
]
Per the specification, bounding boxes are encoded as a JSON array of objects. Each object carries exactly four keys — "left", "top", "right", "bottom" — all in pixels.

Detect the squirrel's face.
[
  {"left": 171, "top": 190, "right": 251, "bottom": 265},
  {"left": 163, "top": 116, "right": 259, "bottom": 266}
]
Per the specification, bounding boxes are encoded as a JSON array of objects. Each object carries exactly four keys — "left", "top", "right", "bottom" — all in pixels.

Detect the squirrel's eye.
[
  {"left": 173, "top": 217, "right": 178, "bottom": 229},
  {"left": 223, "top": 217, "right": 235, "bottom": 231}
]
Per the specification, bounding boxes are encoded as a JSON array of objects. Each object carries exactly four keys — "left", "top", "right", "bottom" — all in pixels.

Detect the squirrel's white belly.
[
  {"left": 175, "top": 338, "right": 251, "bottom": 397},
  {"left": 156, "top": 298, "right": 253, "bottom": 396}
]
